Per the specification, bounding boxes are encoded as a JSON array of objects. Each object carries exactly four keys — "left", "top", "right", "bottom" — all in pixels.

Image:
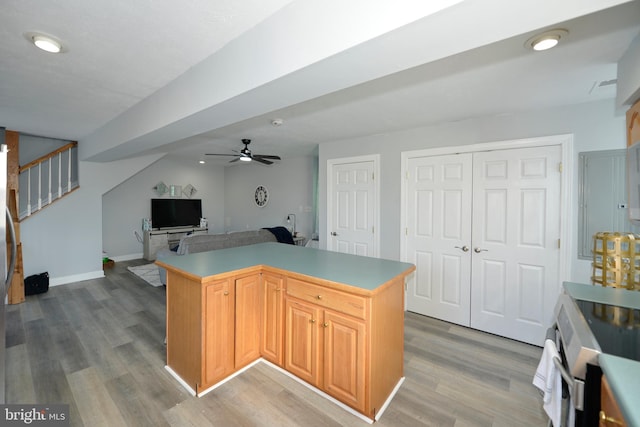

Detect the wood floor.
[{"left": 5, "top": 259, "right": 548, "bottom": 426}]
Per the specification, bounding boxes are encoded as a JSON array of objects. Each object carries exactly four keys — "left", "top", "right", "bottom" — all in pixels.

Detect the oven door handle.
[
  {"left": 552, "top": 356, "right": 574, "bottom": 388},
  {"left": 553, "top": 355, "right": 586, "bottom": 411}
]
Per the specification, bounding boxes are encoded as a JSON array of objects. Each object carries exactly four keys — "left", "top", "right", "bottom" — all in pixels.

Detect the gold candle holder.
[{"left": 591, "top": 232, "right": 640, "bottom": 291}]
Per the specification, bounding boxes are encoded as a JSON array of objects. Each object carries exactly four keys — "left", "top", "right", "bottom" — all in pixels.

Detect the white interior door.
[
  {"left": 404, "top": 154, "right": 473, "bottom": 325},
  {"left": 327, "top": 157, "right": 378, "bottom": 257},
  {"left": 402, "top": 141, "right": 564, "bottom": 345},
  {"left": 470, "top": 146, "right": 561, "bottom": 344}
]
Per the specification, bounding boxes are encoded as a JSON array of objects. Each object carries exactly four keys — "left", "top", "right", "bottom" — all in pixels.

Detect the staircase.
[
  {"left": 18, "top": 141, "right": 79, "bottom": 219},
  {"left": 4, "top": 130, "right": 79, "bottom": 304}
]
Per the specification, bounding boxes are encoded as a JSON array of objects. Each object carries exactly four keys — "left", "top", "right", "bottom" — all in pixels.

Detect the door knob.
[
  {"left": 474, "top": 247, "right": 488, "bottom": 253},
  {"left": 331, "top": 232, "right": 338, "bottom": 236},
  {"left": 455, "top": 245, "right": 469, "bottom": 252}
]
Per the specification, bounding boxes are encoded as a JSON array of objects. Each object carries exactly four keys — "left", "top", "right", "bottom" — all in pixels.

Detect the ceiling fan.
[{"left": 206, "top": 139, "right": 281, "bottom": 165}]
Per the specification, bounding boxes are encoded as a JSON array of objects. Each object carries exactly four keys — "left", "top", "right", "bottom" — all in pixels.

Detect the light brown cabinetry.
[
  {"left": 322, "top": 307, "right": 366, "bottom": 411},
  {"left": 235, "top": 274, "right": 261, "bottom": 369},
  {"left": 161, "top": 251, "right": 411, "bottom": 421},
  {"left": 285, "top": 278, "right": 369, "bottom": 415},
  {"left": 285, "top": 298, "right": 322, "bottom": 387},
  {"left": 166, "top": 272, "right": 263, "bottom": 394},
  {"left": 260, "top": 272, "right": 285, "bottom": 366},
  {"left": 203, "top": 279, "right": 234, "bottom": 386},
  {"left": 284, "top": 297, "right": 365, "bottom": 410},
  {"left": 600, "top": 375, "right": 627, "bottom": 427}
]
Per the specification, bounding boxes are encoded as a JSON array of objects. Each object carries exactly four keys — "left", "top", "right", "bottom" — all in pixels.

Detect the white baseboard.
[
  {"left": 49, "top": 270, "right": 104, "bottom": 287},
  {"left": 166, "top": 358, "right": 402, "bottom": 424},
  {"left": 111, "top": 253, "right": 144, "bottom": 262}
]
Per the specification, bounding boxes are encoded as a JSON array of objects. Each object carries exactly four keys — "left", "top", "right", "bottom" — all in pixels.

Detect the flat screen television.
[{"left": 151, "top": 198, "right": 202, "bottom": 229}]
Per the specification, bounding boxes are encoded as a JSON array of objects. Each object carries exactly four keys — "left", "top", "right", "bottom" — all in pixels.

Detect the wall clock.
[{"left": 254, "top": 185, "right": 269, "bottom": 207}]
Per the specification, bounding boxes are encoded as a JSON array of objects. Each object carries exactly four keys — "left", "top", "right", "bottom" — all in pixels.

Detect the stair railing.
[{"left": 18, "top": 141, "right": 78, "bottom": 219}]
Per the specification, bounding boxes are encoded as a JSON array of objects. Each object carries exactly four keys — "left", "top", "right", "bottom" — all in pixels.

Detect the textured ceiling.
[{"left": 1, "top": 0, "right": 639, "bottom": 166}]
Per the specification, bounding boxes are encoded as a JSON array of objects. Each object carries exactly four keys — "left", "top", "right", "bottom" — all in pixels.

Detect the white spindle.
[
  {"left": 38, "top": 163, "right": 42, "bottom": 211},
  {"left": 58, "top": 152, "right": 62, "bottom": 197},
  {"left": 48, "top": 157, "right": 52, "bottom": 204},
  {"left": 27, "top": 168, "right": 32, "bottom": 216},
  {"left": 67, "top": 147, "right": 72, "bottom": 194}
]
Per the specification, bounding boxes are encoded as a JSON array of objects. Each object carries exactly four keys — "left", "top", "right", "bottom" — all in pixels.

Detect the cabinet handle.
[
  {"left": 600, "top": 411, "right": 624, "bottom": 426},
  {"left": 316, "top": 295, "right": 322, "bottom": 300},
  {"left": 310, "top": 319, "right": 316, "bottom": 324},
  {"left": 223, "top": 291, "right": 229, "bottom": 296},
  {"left": 322, "top": 322, "right": 329, "bottom": 328}
]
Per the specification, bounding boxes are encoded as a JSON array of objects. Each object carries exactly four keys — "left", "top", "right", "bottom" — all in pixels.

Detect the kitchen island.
[{"left": 156, "top": 242, "right": 415, "bottom": 422}]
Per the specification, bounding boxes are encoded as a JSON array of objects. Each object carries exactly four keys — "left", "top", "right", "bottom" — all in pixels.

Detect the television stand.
[{"left": 143, "top": 226, "right": 208, "bottom": 261}]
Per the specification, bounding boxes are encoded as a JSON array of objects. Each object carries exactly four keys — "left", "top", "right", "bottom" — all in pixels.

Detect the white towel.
[{"left": 533, "top": 339, "right": 562, "bottom": 427}]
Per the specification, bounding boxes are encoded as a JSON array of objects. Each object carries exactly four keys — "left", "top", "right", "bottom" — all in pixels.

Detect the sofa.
[{"left": 156, "top": 228, "right": 290, "bottom": 285}]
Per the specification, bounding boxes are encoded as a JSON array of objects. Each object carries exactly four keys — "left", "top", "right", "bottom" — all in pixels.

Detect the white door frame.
[
  {"left": 327, "top": 154, "right": 381, "bottom": 258},
  {"left": 401, "top": 134, "right": 574, "bottom": 289}
]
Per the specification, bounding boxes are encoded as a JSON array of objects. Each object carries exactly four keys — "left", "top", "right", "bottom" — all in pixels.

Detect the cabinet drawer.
[{"left": 286, "top": 278, "right": 367, "bottom": 319}]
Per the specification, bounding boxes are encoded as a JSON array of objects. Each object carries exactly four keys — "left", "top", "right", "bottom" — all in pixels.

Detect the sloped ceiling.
[{"left": 1, "top": 0, "right": 639, "bottom": 165}]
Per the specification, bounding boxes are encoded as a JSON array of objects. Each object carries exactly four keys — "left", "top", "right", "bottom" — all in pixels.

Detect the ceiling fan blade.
[
  {"left": 253, "top": 154, "right": 281, "bottom": 160},
  {"left": 205, "top": 153, "right": 238, "bottom": 157},
  {"left": 229, "top": 157, "right": 240, "bottom": 163},
  {"left": 252, "top": 157, "right": 273, "bottom": 165}
]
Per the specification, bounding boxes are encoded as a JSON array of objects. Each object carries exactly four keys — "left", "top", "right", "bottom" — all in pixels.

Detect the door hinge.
[
  {"left": 559, "top": 162, "right": 563, "bottom": 173},
  {"left": 405, "top": 227, "right": 408, "bottom": 236},
  {"left": 558, "top": 238, "right": 561, "bottom": 248},
  {"left": 372, "top": 226, "right": 375, "bottom": 234},
  {"left": 372, "top": 172, "right": 375, "bottom": 180}
]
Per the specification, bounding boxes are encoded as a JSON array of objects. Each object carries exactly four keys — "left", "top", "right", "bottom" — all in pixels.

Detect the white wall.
[
  {"left": 102, "top": 156, "right": 226, "bottom": 260},
  {"left": 318, "top": 98, "right": 626, "bottom": 284},
  {"left": 224, "top": 157, "right": 315, "bottom": 239},
  {"left": 20, "top": 153, "right": 163, "bottom": 285},
  {"left": 100, "top": 155, "right": 315, "bottom": 262}
]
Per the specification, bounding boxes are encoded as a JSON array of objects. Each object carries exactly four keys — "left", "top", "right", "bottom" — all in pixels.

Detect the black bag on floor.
[{"left": 24, "top": 272, "right": 49, "bottom": 296}]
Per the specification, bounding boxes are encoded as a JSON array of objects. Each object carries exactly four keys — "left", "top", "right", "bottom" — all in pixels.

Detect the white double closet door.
[{"left": 403, "top": 144, "right": 562, "bottom": 345}]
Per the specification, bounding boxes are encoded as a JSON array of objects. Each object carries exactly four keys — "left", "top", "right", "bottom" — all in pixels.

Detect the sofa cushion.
[{"left": 157, "top": 229, "right": 281, "bottom": 285}]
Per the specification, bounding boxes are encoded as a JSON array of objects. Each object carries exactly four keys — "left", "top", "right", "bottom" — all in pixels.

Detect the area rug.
[{"left": 127, "top": 263, "right": 163, "bottom": 287}]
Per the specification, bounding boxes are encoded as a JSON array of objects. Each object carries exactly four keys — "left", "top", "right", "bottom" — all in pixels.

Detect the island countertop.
[{"left": 156, "top": 242, "right": 416, "bottom": 291}]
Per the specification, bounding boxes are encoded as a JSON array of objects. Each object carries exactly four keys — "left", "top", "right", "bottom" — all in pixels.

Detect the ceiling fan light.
[{"left": 239, "top": 156, "right": 252, "bottom": 162}]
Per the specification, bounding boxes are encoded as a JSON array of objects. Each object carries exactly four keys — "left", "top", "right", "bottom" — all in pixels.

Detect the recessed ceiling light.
[
  {"left": 199, "top": 160, "right": 205, "bottom": 164},
  {"left": 24, "top": 32, "right": 65, "bottom": 53},
  {"left": 525, "top": 29, "right": 568, "bottom": 51}
]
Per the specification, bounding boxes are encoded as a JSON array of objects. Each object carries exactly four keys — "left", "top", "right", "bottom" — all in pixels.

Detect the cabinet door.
[
  {"left": 323, "top": 310, "right": 366, "bottom": 412},
  {"left": 600, "top": 376, "right": 627, "bottom": 426},
  {"left": 235, "top": 274, "right": 261, "bottom": 368},
  {"left": 203, "top": 280, "right": 234, "bottom": 389},
  {"left": 285, "top": 298, "right": 322, "bottom": 387},
  {"left": 261, "top": 273, "right": 285, "bottom": 366}
]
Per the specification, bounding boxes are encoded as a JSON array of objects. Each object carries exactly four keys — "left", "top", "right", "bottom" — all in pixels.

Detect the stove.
[
  {"left": 550, "top": 284, "right": 640, "bottom": 426},
  {"left": 574, "top": 299, "right": 640, "bottom": 362}
]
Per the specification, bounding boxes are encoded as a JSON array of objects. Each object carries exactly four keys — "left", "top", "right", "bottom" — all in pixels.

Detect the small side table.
[{"left": 293, "top": 236, "right": 306, "bottom": 246}]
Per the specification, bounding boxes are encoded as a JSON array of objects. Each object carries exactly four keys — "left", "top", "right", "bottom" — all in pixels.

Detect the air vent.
[
  {"left": 598, "top": 79, "right": 617, "bottom": 87},
  {"left": 589, "top": 79, "right": 617, "bottom": 94}
]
